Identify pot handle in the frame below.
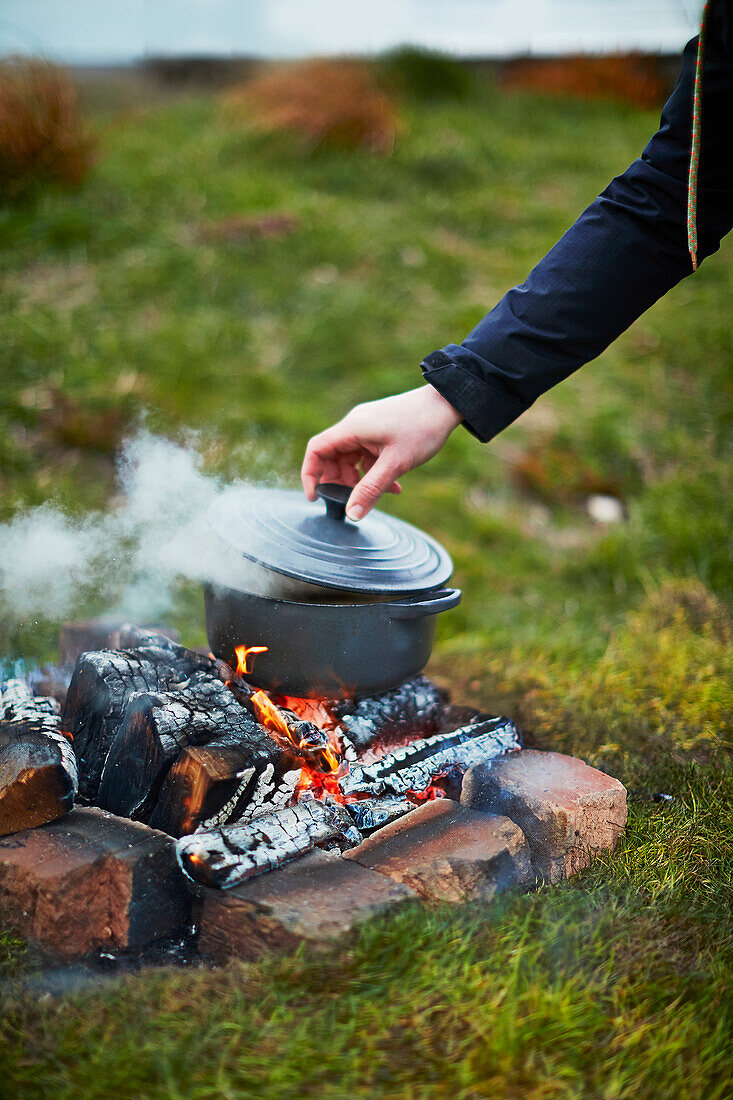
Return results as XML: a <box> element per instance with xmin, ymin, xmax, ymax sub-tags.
<box><xmin>315</xmin><ymin>483</ymin><xmax>350</xmax><ymax>521</ymax></box>
<box><xmin>385</xmin><ymin>587</ymin><xmax>461</xmax><ymax>619</ymax></box>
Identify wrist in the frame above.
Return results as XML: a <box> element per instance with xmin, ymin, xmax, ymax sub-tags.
<box><xmin>420</xmin><ymin>383</ymin><xmax>463</xmax><ymax>430</ymax></box>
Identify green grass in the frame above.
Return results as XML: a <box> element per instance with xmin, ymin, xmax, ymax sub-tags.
<box><xmin>0</xmin><ymin>76</ymin><xmax>731</xmax><ymax>1097</ymax></box>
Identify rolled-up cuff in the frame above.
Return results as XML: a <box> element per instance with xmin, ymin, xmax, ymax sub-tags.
<box><xmin>420</xmin><ymin>346</ymin><xmax>530</xmax><ymax>443</ymax></box>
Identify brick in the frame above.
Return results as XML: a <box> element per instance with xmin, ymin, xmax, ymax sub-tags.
<box><xmin>344</xmin><ymin>798</ymin><xmax>532</xmax><ymax>902</ymax></box>
<box><xmin>0</xmin><ymin>807</ymin><xmax>190</xmax><ymax>956</ymax></box>
<box><xmin>461</xmin><ymin>749</ymin><xmax>627</xmax><ymax>884</ymax></box>
<box><xmin>199</xmin><ymin>848</ymin><xmax>416</xmax><ymax>962</ymax></box>
<box><xmin>58</xmin><ymin>619</ymin><xmax>180</xmax><ymax>667</ymax></box>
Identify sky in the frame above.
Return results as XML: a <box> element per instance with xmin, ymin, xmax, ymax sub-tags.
<box><xmin>0</xmin><ymin>0</ymin><xmax>704</xmax><ymax>65</ymax></box>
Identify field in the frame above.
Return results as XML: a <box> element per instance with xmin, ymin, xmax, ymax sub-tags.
<box><xmin>1</xmin><ymin>70</ymin><xmax>732</xmax><ymax>1098</ymax></box>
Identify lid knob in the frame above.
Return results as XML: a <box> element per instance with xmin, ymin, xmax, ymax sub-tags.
<box><xmin>315</xmin><ymin>482</ymin><xmax>351</xmax><ymax>522</ymax></box>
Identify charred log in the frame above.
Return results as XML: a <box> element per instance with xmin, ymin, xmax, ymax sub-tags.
<box><xmin>61</xmin><ymin>646</ymin><xmax>220</xmax><ymax>801</ymax></box>
<box><xmin>151</xmin><ymin>732</ymin><xmax>300</xmax><ymax>837</ymax></box>
<box><xmin>332</xmin><ymin>675</ymin><xmax>445</xmax><ymax>749</ymax></box>
<box><xmin>340</xmin><ymin>718</ymin><xmax>520</xmax><ymax>801</ymax></box>
<box><xmin>107</xmin><ymin>628</ymin><xmax>340</xmax><ymax>773</ymax></box>
<box><xmin>346</xmin><ymin>796</ymin><xmax>417</xmax><ymax>834</ymax></box>
<box><xmin>0</xmin><ymin>679</ymin><xmax>78</xmax><ymax>836</ymax></box>
<box><xmin>97</xmin><ymin>674</ymin><xmax>274</xmax><ymax>823</ymax></box>
<box><xmin>1</xmin><ymin>678</ymin><xmax>60</xmax><ymax>721</ymax></box>
<box><xmin>177</xmin><ymin>799</ymin><xmax>362</xmax><ymax>889</ymax></box>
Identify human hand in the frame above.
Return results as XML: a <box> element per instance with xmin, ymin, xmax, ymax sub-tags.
<box><xmin>301</xmin><ymin>385</ymin><xmax>462</xmax><ymax>520</ymax></box>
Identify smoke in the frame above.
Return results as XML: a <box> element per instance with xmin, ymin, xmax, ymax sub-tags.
<box><xmin>0</xmin><ymin>430</ymin><xmax>248</xmax><ymax>624</ymax></box>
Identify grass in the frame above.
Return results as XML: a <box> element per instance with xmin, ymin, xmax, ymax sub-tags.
<box><xmin>0</xmin><ymin>72</ymin><xmax>731</xmax><ymax>1097</ymax></box>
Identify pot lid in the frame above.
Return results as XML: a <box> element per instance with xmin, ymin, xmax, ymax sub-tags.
<box><xmin>207</xmin><ymin>483</ymin><xmax>453</xmax><ymax>594</ymax></box>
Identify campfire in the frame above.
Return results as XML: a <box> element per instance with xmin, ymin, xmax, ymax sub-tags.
<box><xmin>0</xmin><ymin>484</ymin><xmax>627</xmax><ymax>962</ymax></box>
<box><xmin>0</xmin><ymin>617</ymin><xmax>629</xmax><ymax>963</ymax></box>
<box><xmin>33</xmin><ymin>625</ymin><xmax>515</xmax><ymax>889</ymax></box>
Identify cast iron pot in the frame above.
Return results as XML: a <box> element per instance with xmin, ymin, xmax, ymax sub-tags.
<box><xmin>204</xmin><ymin>581</ymin><xmax>461</xmax><ymax>698</ymax></box>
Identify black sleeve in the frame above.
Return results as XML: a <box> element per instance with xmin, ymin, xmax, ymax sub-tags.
<box><xmin>421</xmin><ymin>10</ymin><xmax>733</xmax><ymax>443</ymax></box>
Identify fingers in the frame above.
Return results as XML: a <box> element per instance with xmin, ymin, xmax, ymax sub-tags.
<box><xmin>346</xmin><ymin>450</ymin><xmax>403</xmax><ymax>521</ymax></box>
<box><xmin>301</xmin><ymin>429</ymin><xmax>344</xmax><ymax>500</ymax></box>
<box><xmin>302</xmin><ymin>415</ymin><xmax>376</xmax><ymax>499</ymax></box>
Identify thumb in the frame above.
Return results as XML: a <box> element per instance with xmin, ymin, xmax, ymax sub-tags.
<box><xmin>346</xmin><ymin>451</ymin><xmax>402</xmax><ymax>521</ymax></box>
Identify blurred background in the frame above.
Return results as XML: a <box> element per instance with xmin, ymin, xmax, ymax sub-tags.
<box><xmin>0</xmin><ymin>0</ymin><xmax>728</xmax><ymax>775</ymax></box>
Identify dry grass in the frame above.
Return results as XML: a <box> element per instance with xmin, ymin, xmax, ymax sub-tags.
<box><xmin>0</xmin><ymin>56</ymin><xmax>94</xmax><ymax>202</ymax></box>
<box><xmin>224</xmin><ymin>59</ymin><xmax>399</xmax><ymax>153</ymax></box>
<box><xmin>504</xmin><ymin>54</ymin><xmax>669</xmax><ymax>108</ymax></box>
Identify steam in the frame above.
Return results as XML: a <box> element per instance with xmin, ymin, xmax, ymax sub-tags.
<box><xmin>0</xmin><ymin>430</ymin><xmax>253</xmax><ymax>624</ymax></box>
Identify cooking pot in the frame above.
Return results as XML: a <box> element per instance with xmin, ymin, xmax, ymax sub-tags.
<box><xmin>205</xmin><ymin>483</ymin><xmax>461</xmax><ymax>697</ymax></box>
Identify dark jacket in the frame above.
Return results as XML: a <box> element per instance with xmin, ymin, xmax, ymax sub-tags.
<box><xmin>421</xmin><ymin>1</ymin><xmax>733</xmax><ymax>442</ymax></box>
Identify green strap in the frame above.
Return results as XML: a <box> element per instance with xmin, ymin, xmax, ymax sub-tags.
<box><xmin>687</xmin><ymin>0</ymin><xmax>711</xmax><ymax>272</ymax></box>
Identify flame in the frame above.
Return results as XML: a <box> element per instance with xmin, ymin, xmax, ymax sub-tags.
<box><xmin>295</xmin><ymin>764</ymin><xmax>347</xmax><ymax>803</ymax></box>
<box><xmin>250</xmin><ymin>689</ymin><xmax>342</xmax><ymax>775</ymax></box>
<box><xmin>234</xmin><ymin>643</ymin><xmax>269</xmax><ymax>677</ymax></box>
<box><xmin>229</xmin><ymin>643</ymin><xmax>460</xmax><ymax>811</ymax></box>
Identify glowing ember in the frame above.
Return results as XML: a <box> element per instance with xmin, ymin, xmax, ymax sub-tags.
<box><xmin>234</xmin><ymin>644</ymin><xmax>269</xmax><ymax>677</ymax></box>
<box><xmin>405</xmin><ymin>763</ymin><xmax>464</xmax><ymax>804</ymax></box>
<box><xmin>230</xmin><ymin>641</ymin><xmax>478</xmax><ymax>810</ymax></box>
<box><xmin>274</xmin><ymin>694</ymin><xmax>338</xmax><ymax>732</ymax></box>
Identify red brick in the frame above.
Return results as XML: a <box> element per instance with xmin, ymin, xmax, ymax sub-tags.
<box><xmin>0</xmin><ymin>807</ymin><xmax>190</xmax><ymax>955</ymax></box>
<box><xmin>58</xmin><ymin>619</ymin><xmax>180</xmax><ymax>666</ymax></box>
<box><xmin>344</xmin><ymin>798</ymin><xmax>532</xmax><ymax>902</ymax></box>
<box><xmin>461</xmin><ymin>750</ymin><xmax>627</xmax><ymax>883</ymax></box>
<box><xmin>199</xmin><ymin>848</ymin><xmax>416</xmax><ymax>962</ymax></box>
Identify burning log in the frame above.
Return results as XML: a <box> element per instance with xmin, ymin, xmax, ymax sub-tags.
<box><xmin>0</xmin><ymin>679</ymin><xmax>78</xmax><ymax>836</ymax></box>
<box><xmin>340</xmin><ymin>718</ymin><xmax>520</xmax><ymax>801</ymax></box>
<box><xmin>111</xmin><ymin>631</ymin><xmax>341</xmax><ymax>775</ymax></box>
<box><xmin>98</xmin><ymin>674</ymin><xmax>292</xmax><ymax>824</ymax></box>
<box><xmin>151</xmin><ymin>732</ymin><xmax>301</xmax><ymax>837</ymax></box>
<box><xmin>331</xmin><ymin>675</ymin><xmax>444</xmax><ymax>749</ymax></box>
<box><xmin>177</xmin><ymin>719</ymin><xmax>520</xmax><ymax>889</ymax></box>
<box><xmin>177</xmin><ymin>799</ymin><xmax>362</xmax><ymax>889</ymax></box>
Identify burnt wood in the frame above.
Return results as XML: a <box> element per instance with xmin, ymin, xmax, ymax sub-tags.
<box><xmin>332</xmin><ymin>675</ymin><xmax>445</xmax><ymax>749</ymax></box>
<box><xmin>97</xmin><ymin>675</ymin><xmax>239</xmax><ymax>822</ymax></box>
<box><xmin>0</xmin><ymin>679</ymin><xmax>78</xmax><ymax>836</ymax></box>
<box><xmin>62</xmin><ymin>628</ymin><xmax>337</xmax><ymax>803</ymax></box>
<box><xmin>62</xmin><ymin>644</ymin><xmax>221</xmax><ymax>801</ymax></box>
<box><xmin>340</xmin><ymin>718</ymin><xmax>521</xmax><ymax>801</ymax></box>
<box><xmin>97</xmin><ymin>673</ymin><xmax>294</xmax><ymax>833</ymax></box>
<box><xmin>150</xmin><ymin>730</ymin><xmax>300</xmax><ymax>837</ymax></box>
<box><xmin>177</xmin><ymin>800</ymin><xmax>362</xmax><ymax>889</ymax></box>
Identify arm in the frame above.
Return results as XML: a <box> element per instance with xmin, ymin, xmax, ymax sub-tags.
<box><xmin>422</xmin><ymin>25</ymin><xmax>733</xmax><ymax>442</ymax></box>
<box><xmin>303</xmin><ymin>17</ymin><xmax>733</xmax><ymax>516</ymax></box>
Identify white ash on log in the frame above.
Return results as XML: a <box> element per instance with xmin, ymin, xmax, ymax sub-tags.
<box><xmin>0</xmin><ymin>679</ymin><xmax>78</xmax><ymax>836</ymax></box>
<box><xmin>150</xmin><ymin>733</ymin><xmax>301</xmax><ymax>837</ymax></box>
<box><xmin>340</xmin><ymin>718</ymin><xmax>520</xmax><ymax>801</ymax></box>
<box><xmin>178</xmin><ymin>719</ymin><xmax>520</xmax><ymax>889</ymax></box>
<box><xmin>177</xmin><ymin>799</ymin><xmax>362</xmax><ymax>889</ymax></box>
<box><xmin>331</xmin><ymin>675</ymin><xmax>445</xmax><ymax>749</ymax></box>
<box><xmin>98</xmin><ymin>674</ymin><xmax>293</xmax><ymax>825</ymax></box>
<box><xmin>2</xmin><ymin>677</ymin><xmax>60</xmax><ymax>721</ymax></box>
<box><xmin>346</xmin><ymin>796</ymin><xmax>418</xmax><ymax>834</ymax></box>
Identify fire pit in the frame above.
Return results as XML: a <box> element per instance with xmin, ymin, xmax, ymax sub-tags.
<box><xmin>0</xmin><ymin>484</ymin><xmax>628</xmax><ymax>962</ymax></box>
<box><xmin>55</xmin><ymin>625</ymin><xmax>520</xmax><ymax>887</ymax></box>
